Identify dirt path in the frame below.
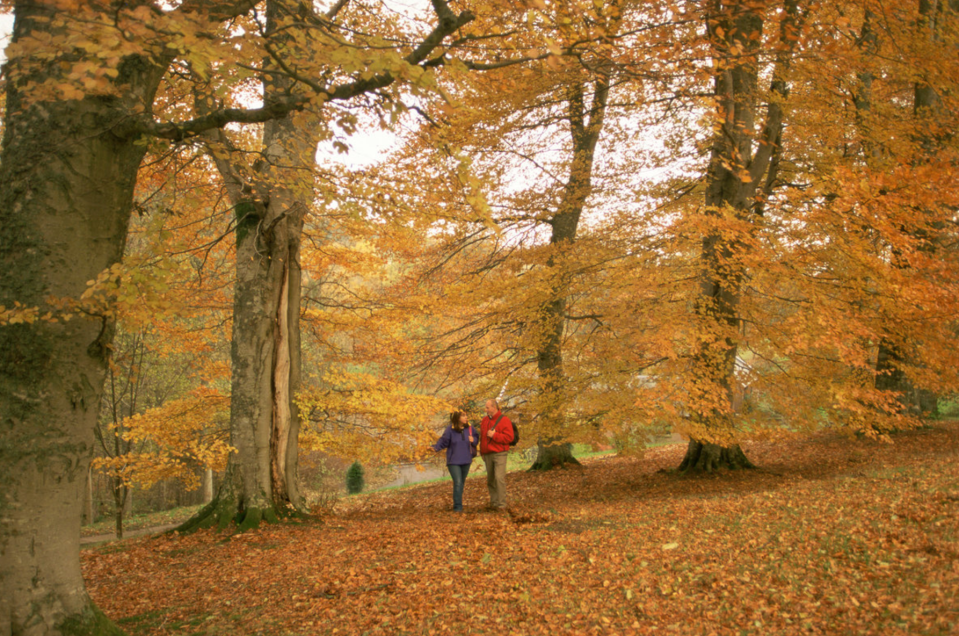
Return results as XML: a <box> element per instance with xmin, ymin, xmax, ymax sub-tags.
<box><xmin>80</xmin><ymin>522</ymin><xmax>180</xmax><ymax>547</ymax></box>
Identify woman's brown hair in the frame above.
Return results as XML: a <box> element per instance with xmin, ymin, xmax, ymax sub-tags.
<box><xmin>449</xmin><ymin>410</ymin><xmax>467</xmax><ymax>432</ymax></box>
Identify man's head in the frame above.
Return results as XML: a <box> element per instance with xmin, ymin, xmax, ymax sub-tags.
<box><xmin>485</xmin><ymin>399</ymin><xmax>499</xmax><ymax>418</ymax></box>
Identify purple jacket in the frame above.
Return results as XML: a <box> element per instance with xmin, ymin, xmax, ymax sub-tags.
<box><xmin>433</xmin><ymin>425</ymin><xmax>478</xmax><ymax>465</ymax></box>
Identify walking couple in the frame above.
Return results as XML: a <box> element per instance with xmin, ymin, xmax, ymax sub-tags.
<box><xmin>431</xmin><ymin>399</ymin><xmax>514</xmax><ymax>512</ymax></box>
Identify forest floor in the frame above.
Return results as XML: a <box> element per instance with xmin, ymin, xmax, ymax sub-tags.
<box><xmin>81</xmin><ymin>505</ymin><xmax>203</xmax><ymax>541</ymax></box>
<box><xmin>81</xmin><ymin>523</ymin><xmax>182</xmax><ymax>547</ymax></box>
<box><xmin>82</xmin><ymin>423</ymin><xmax>959</xmax><ymax>636</ymax></box>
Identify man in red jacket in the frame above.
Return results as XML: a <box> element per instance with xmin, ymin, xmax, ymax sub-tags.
<box><xmin>480</xmin><ymin>398</ymin><xmax>514</xmax><ymax>510</ymax></box>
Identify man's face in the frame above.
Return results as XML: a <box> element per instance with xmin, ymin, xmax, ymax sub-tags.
<box><xmin>485</xmin><ymin>400</ymin><xmax>497</xmax><ymax>417</ymax></box>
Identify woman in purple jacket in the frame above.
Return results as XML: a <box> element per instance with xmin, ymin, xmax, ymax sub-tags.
<box><xmin>432</xmin><ymin>410</ymin><xmax>478</xmax><ymax>512</ymax></box>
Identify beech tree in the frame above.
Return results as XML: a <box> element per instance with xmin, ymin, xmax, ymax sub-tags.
<box><xmin>2</xmin><ymin>7</ymin><xmax>956</xmax><ymax>635</ymax></box>
<box><xmin>332</xmin><ymin>0</ymin><xmax>699</xmax><ymax>464</ymax></box>
<box><xmin>672</xmin><ymin>0</ymin><xmax>803</xmax><ymax>471</ymax></box>
<box><xmin>283</xmin><ymin>0</ymin><xmax>958</xmax><ymax>478</ymax></box>
<box><xmin>0</xmin><ymin>0</ymin><xmax>471</xmax><ymax>632</ymax></box>
<box><xmin>741</xmin><ymin>0</ymin><xmax>959</xmax><ymax>439</ymax></box>
<box><xmin>865</xmin><ymin>0</ymin><xmax>950</xmax><ymax>420</ymax></box>
<box><xmin>0</xmin><ymin>5</ymin><xmax>250</xmax><ymax>632</ymax></box>
<box><xmin>515</xmin><ymin>1</ymin><xmax>622</xmax><ymax>470</ymax></box>
<box><xmin>650</xmin><ymin>0</ymin><xmax>959</xmax><ymax>464</ymax></box>
<box><xmin>176</xmin><ymin>0</ymin><xmax>483</xmax><ymax>531</ymax></box>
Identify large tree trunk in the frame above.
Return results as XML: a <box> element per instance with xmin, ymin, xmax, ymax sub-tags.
<box><xmin>179</xmin><ymin>193</ymin><xmax>309</xmax><ymax>531</ymax></box>
<box><xmin>180</xmin><ymin>0</ymin><xmax>477</xmax><ymax>530</ymax></box>
<box><xmin>0</xmin><ymin>115</ymin><xmax>143</xmax><ymax>633</ymax></box>
<box><xmin>0</xmin><ymin>0</ymin><xmax>380</xmax><ymax>626</ymax></box>
<box><xmin>0</xmin><ymin>7</ymin><xmax>161</xmax><ymax>633</ymax></box>
<box><xmin>677</xmin><ymin>440</ymin><xmax>755</xmax><ymax>473</ymax></box>
<box><xmin>0</xmin><ymin>1</ymin><xmax>277</xmax><ymax>627</ymax></box>
<box><xmin>532</xmin><ymin>78</ymin><xmax>609</xmax><ymax>471</ymax></box>
<box><xmin>678</xmin><ymin>0</ymin><xmax>798</xmax><ymax>472</ymax></box>
<box><xmin>864</xmin><ymin>0</ymin><xmax>945</xmax><ymax>424</ymax></box>
<box><xmin>530</xmin><ymin>439</ymin><xmax>581</xmax><ymax>471</ymax></box>
<box><xmin>181</xmin><ymin>0</ymin><xmax>314</xmax><ymax>532</ymax></box>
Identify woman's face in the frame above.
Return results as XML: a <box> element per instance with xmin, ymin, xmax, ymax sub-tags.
<box><xmin>459</xmin><ymin>413</ymin><xmax>468</xmax><ymax>426</ymax></box>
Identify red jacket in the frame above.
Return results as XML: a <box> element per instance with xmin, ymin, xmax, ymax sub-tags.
<box><xmin>480</xmin><ymin>411</ymin><xmax>513</xmax><ymax>454</ymax></box>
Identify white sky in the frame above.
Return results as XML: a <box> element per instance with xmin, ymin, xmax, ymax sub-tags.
<box><xmin>0</xmin><ymin>7</ymin><xmax>397</xmax><ymax>168</ymax></box>
<box><xmin>0</xmin><ymin>12</ymin><xmax>12</xmax><ymax>64</ymax></box>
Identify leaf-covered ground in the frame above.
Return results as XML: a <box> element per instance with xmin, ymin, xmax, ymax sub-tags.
<box><xmin>83</xmin><ymin>424</ymin><xmax>959</xmax><ymax>635</ymax></box>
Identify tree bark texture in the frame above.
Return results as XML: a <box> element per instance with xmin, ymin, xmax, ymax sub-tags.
<box><xmin>181</xmin><ymin>0</ymin><xmax>317</xmax><ymax>531</ymax></box>
<box><xmin>183</xmin><ymin>0</ymin><xmax>477</xmax><ymax>527</ymax></box>
<box><xmin>0</xmin><ymin>1</ymin><xmax>276</xmax><ymax>629</ymax></box>
<box><xmin>680</xmin><ymin>0</ymin><xmax>799</xmax><ymax>472</ymax></box>
<box><xmin>0</xmin><ymin>5</ymin><xmax>165</xmax><ymax>633</ymax></box>
<box><xmin>533</xmin><ymin>77</ymin><xmax>609</xmax><ymax>470</ymax></box>
<box><xmin>179</xmin><ymin>176</ymin><xmax>309</xmax><ymax>531</ymax></box>
<box><xmin>529</xmin><ymin>439</ymin><xmax>582</xmax><ymax>471</ymax></box>
<box><xmin>677</xmin><ymin>440</ymin><xmax>756</xmax><ymax>473</ymax></box>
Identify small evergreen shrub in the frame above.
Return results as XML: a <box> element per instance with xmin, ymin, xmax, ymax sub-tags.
<box><xmin>345</xmin><ymin>461</ymin><xmax>365</xmax><ymax>494</ymax></box>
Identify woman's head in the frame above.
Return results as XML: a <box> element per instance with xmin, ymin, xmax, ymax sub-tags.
<box><xmin>449</xmin><ymin>410</ymin><xmax>468</xmax><ymax>431</ymax></box>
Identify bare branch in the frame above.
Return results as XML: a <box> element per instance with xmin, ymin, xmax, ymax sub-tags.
<box><xmin>174</xmin><ymin>0</ymin><xmax>259</xmax><ymax>23</ymax></box>
<box><xmin>325</xmin><ymin>0</ymin><xmax>350</xmax><ymax>20</ymax></box>
<box><xmin>748</xmin><ymin>0</ymin><xmax>804</xmax><ymax>185</ymax></box>
<box><xmin>134</xmin><ymin>0</ymin><xmax>475</xmax><ymax>141</ymax></box>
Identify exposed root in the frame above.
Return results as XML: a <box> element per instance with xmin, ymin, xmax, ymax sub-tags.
<box><xmin>677</xmin><ymin>440</ymin><xmax>756</xmax><ymax>474</ymax></box>
<box><xmin>236</xmin><ymin>506</ymin><xmax>279</xmax><ymax>532</ymax></box>
<box><xmin>59</xmin><ymin>602</ymin><xmax>126</xmax><ymax>636</ymax></box>
<box><xmin>528</xmin><ymin>442</ymin><xmax>583</xmax><ymax>472</ymax></box>
<box><xmin>175</xmin><ymin>498</ymin><xmax>301</xmax><ymax>535</ymax></box>
<box><xmin>175</xmin><ymin>496</ymin><xmax>238</xmax><ymax>534</ymax></box>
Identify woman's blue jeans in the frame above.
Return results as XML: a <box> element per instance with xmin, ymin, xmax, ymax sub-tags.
<box><xmin>447</xmin><ymin>463</ymin><xmax>471</xmax><ymax>511</ymax></box>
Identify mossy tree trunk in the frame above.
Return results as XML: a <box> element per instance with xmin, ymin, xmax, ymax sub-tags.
<box><xmin>181</xmin><ymin>192</ymin><xmax>308</xmax><ymax>531</ymax></box>
<box><xmin>182</xmin><ymin>28</ymin><xmax>314</xmax><ymax>530</ymax></box>
<box><xmin>678</xmin><ymin>0</ymin><xmax>799</xmax><ymax>473</ymax></box>
<box><xmin>0</xmin><ymin>4</ymin><xmax>164</xmax><ymax>632</ymax></box>
<box><xmin>0</xmin><ymin>1</ymin><xmax>324</xmax><ymax>627</ymax></box>
<box><xmin>533</xmin><ymin>77</ymin><xmax>609</xmax><ymax>471</ymax></box>
<box><xmin>182</xmin><ymin>0</ymin><xmax>478</xmax><ymax>529</ymax></box>
<box><xmin>529</xmin><ymin>439</ymin><xmax>581</xmax><ymax>471</ymax></box>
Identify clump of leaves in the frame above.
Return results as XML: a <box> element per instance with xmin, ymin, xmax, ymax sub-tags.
<box><xmin>345</xmin><ymin>461</ymin><xmax>365</xmax><ymax>495</ymax></box>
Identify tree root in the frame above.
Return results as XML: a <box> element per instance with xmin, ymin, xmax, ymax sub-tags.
<box><xmin>175</xmin><ymin>497</ymin><xmax>296</xmax><ymax>535</ymax></box>
<box><xmin>59</xmin><ymin>602</ymin><xmax>126</xmax><ymax>636</ymax></box>
<box><xmin>529</xmin><ymin>443</ymin><xmax>583</xmax><ymax>472</ymax></box>
<box><xmin>175</xmin><ymin>496</ymin><xmax>236</xmax><ymax>534</ymax></box>
<box><xmin>676</xmin><ymin>439</ymin><xmax>756</xmax><ymax>474</ymax></box>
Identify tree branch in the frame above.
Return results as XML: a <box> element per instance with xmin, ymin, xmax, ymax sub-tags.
<box><xmin>133</xmin><ymin>0</ymin><xmax>475</xmax><ymax>141</ymax></box>
<box><xmin>175</xmin><ymin>0</ymin><xmax>259</xmax><ymax>23</ymax></box>
<box><xmin>748</xmin><ymin>0</ymin><xmax>803</xmax><ymax>185</ymax></box>
<box><xmin>325</xmin><ymin>0</ymin><xmax>350</xmax><ymax>20</ymax></box>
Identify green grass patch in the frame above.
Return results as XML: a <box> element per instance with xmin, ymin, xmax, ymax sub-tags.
<box><xmin>116</xmin><ymin>610</ymin><xmax>170</xmax><ymax>632</ymax></box>
<box><xmin>82</xmin><ymin>505</ymin><xmax>203</xmax><ymax>537</ymax></box>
